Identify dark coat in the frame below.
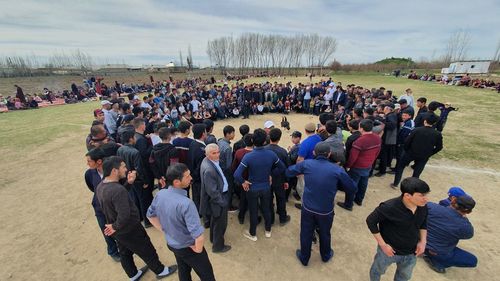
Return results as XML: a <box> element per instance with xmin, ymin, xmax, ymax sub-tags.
<box><xmin>200</xmin><ymin>158</ymin><xmax>228</xmax><ymax>218</ymax></box>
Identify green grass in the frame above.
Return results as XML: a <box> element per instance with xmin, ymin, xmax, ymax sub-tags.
<box><xmin>1</xmin><ymin>74</ymin><xmax>499</xmax><ymax>170</ymax></box>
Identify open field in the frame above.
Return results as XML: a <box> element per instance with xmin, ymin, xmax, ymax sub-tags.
<box><xmin>0</xmin><ymin>74</ymin><xmax>499</xmax><ymax>281</ymax></box>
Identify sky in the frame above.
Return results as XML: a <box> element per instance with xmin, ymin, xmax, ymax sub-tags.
<box><xmin>0</xmin><ymin>0</ymin><xmax>499</xmax><ymax>67</ymax></box>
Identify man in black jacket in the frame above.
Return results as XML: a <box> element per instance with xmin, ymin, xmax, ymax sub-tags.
<box><xmin>265</xmin><ymin>128</ymin><xmax>291</xmax><ymax>225</ymax></box>
<box><xmin>188</xmin><ymin>123</ymin><xmax>207</xmax><ymax>212</ymax></box>
<box><xmin>150</xmin><ymin>127</ymin><xmax>178</xmax><ymax>189</ymax></box>
<box><xmin>391</xmin><ymin>114</ymin><xmax>443</xmax><ymax>188</ymax></box>
<box><xmin>96</xmin><ymin>156</ymin><xmax>177</xmax><ymax>280</ymax></box>
<box><xmin>133</xmin><ymin>117</ymin><xmax>154</xmax><ymax>227</ymax></box>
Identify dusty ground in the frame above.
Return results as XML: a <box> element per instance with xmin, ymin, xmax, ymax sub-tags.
<box><xmin>0</xmin><ymin>110</ymin><xmax>499</xmax><ymax>281</ymax></box>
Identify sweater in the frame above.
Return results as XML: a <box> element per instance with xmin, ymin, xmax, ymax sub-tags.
<box><xmin>346</xmin><ymin>133</ymin><xmax>381</xmax><ymax>169</ymax></box>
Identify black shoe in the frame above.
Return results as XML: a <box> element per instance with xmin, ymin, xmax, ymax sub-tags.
<box><xmin>336</xmin><ymin>202</ymin><xmax>353</xmax><ymax>211</ymax></box>
<box><xmin>354</xmin><ymin>200</ymin><xmax>363</xmax><ymax>207</ymax></box>
<box><xmin>135</xmin><ymin>265</ymin><xmax>149</xmax><ymax>281</ymax></box>
<box><xmin>296</xmin><ymin>249</ymin><xmax>308</xmax><ymax>266</ymax></box>
<box><xmin>280</xmin><ymin>215</ymin><xmax>291</xmax><ymax>226</ymax></box>
<box><xmin>423</xmin><ymin>256</ymin><xmax>446</xmax><ymax>274</ymax></box>
<box><xmin>410</xmin><ymin>164</ymin><xmax>415</xmax><ymax>169</ymax></box>
<box><xmin>238</xmin><ymin>217</ymin><xmax>244</xmax><ymax>225</ymax></box>
<box><xmin>144</xmin><ymin>221</ymin><xmax>153</xmax><ymax>228</ymax></box>
<box><xmin>390</xmin><ymin>183</ymin><xmax>398</xmax><ymax>189</ymax></box>
<box><xmin>213</xmin><ymin>245</ymin><xmax>232</xmax><ymax>253</ymax></box>
<box><xmin>387</xmin><ymin>170</ymin><xmax>396</xmax><ymax>175</ymax></box>
<box><xmin>293</xmin><ymin>192</ymin><xmax>301</xmax><ymax>201</ymax></box>
<box><xmin>374</xmin><ymin>172</ymin><xmax>386</xmax><ymax>177</ymax></box>
<box><xmin>157</xmin><ymin>265</ymin><xmax>178</xmax><ymax>279</ymax></box>
<box><xmin>322</xmin><ymin>250</ymin><xmax>334</xmax><ymax>263</ymax></box>
<box><xmin>204</xmin><ymin>221</ymin><xmax>210</xmax><ymax>228</ymax></box>
<box><xmin>294</xmin><ymin>203</ymin><xmax>302</xmax><ymax>210</ymax></box>
<box><xmin>110</xmin><ymin>253</ymin><xmax>121</xmax><ymax>262</ymax></box>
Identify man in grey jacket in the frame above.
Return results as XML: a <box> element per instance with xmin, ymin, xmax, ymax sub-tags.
<box><xmin>200</xmin><ymin>143</ymin><xmax>232</xmax><ymax>253</ymax></box>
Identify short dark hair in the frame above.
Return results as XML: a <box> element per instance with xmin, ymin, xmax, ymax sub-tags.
<box><xmin>325</xmin><ymin>120</ymin><xmax>338</xmax><ymax>134</ymax></box>
<box><xmin>102</xmin><ymin>156</ymin><xmax>124</xmax><ymax>177</ymax></box>
<box><xmin>121</xmin><ymin>103</ymin><xmax>131</xmax><ymax>112</ymax></box>
<box><xmin>121</xmin><ymin>130</ymin><xmax>136</xmax><ymax>144</ymax></box>
<box><xmin>400</xmin><ymin>177</ymin><xmax>430</xmax><ymax>195</ymax></box>
<box><xmin>359</xmin><ymin>119</ymin><xmax>374</xmax><ymax>132</ymax></box>
<box><xmin>165</xmin><ymin>163</ymin><xmax>189</xmax><ymax>186</ymax></box>
<box><xmin>100</xmin><ymin>143</ymin><xmax>120</xmax><ymax>157</ymax></box>
<box><xmin>424</xmin><ymin>113</ymin><xmax>439</xmax><ymax>125</ymax></box>
<box><xmin>90</xmin><ymin>124</ymin><xmax>106</xmax><ymax>137</ymax></box>
<box><xmin>178</xmin><ymin>121</ymin><xmax>192</xmax><ymax>134</ymax></box>
<box><xmin>132</xmin><ymin>117</ymin><xmax>145</xmax><ymax>129</ymax></box>
<box><xmin>353</xmin><ymin>108</ymin><xmax>363</xmax><ymax>118</ymax></box>
<box><xmin>239</xmin><ymin>124</ymin><xmax>250</xmax><ymax>136</ymax></box>
<box><xmin>428</xmin><ymin>101</ymin><xmax>440</xmax><ymax>111</ymax></box>
<box><xmin>203</xmin><ymin>119</ymin><xmax>214</xmax><ymax>132</ymax></box>
<box><xmin>223</xmin><ymin>125</ymin><xmax>235</xmax><ymax>136</ymax></box>
<box><xmin>417</xmin><ymin>97</ymin><xmax>427</xmax><ymax>104</ymax></box>
<box><xmin>269</xmin><ymin>128</ymin><xmax>282</xmax><ymax>142</ymax></box>
<box><xmin>243</xmin><ymin>133</ymin><xmax>254</xmax><ymax>147</ymax></box>
<box><xmin>158</xmin><ymin>127</ymin><xmax>172</xmax><ymax>141</ymax></box>
<box><xmin>153</xmin><ymin>122</ymin><xmax>167</xmax><ymax>133</ymax></box>
<box><xmin>364</xmin><ymin>107</ymin><xmax>374</xmax><ymax>116</ymax></box>
<box><xmin>348</xmin><ymin>119</ymin><xmax>360</xmax><ymax>130</ymax></box>
<box><xmin>252</xmin><ymin>128</ymin><xmax>267</xmax><ymax>147</ymax></box>
<box><xmin>86</xmin><ymin>148</ymin><xmax>105</xmax><ymax>161</ymax></box>
<box><xmin>132</xmin><ymin>106</ymin><xmax>143</xmax><ymax>116</ymax></box>
<box><xmin>192</xmin><ymin>123</ymin><xmax>207</xmax><ymax>139</ymax></box>
<box><xmin>319</xmin><ymin>113</ymin><xmax>335</xmax><ymax>125</ymax></box>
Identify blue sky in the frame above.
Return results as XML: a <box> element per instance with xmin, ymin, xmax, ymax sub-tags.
<box><xmin>0</xmin><ymin>0</ymin><xmax>498</xmax><ymax>66</ymax></box>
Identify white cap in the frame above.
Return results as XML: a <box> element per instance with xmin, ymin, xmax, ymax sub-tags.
<box><xmin>133</xmin><ymin>95</ymin><xmax>140</xmax><ymax>100</ymax></box>
<box><xmin>329</xmin><ymin>82</ymin><xmax>335</xmax><ymax>87</ymax></box>
<box><xmin>264</xmin><ymin>120</ymin><xmax>275</xmax><ymax>129</ymax></box>
<box><xmin>101</xmin><ymin>100</ymin><xmax>112</xmax><ymax>105</ymax></box>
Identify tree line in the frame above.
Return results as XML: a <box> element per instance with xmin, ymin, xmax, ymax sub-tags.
<box><xmin>206</xmin><ymin>33</ymin><xmax>338</xmax><ymax>75</ymax></box>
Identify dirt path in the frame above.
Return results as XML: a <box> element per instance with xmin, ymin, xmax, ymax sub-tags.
<box><xmin>0</xmin><ymin>113</ymin><xmax>498</xmax><ymax>281</ymax></box>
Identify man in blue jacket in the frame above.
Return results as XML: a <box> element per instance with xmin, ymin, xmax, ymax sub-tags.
<box><xmin>286</xmin><ymin>142</ymin><xmax>356</xmax><ymax>266</ymax></box>
<box><xmin>234</xmin><ymin>128</ymin><xmax>286</xmax><ymax>242</ymax></box>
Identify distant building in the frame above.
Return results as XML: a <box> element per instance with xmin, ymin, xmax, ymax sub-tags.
<box><xmin>441</xmin><ymin>60</ymin><xmax>491</xmax><ymax>74</ymax></box>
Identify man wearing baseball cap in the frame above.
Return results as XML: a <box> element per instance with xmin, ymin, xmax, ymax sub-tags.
<box><xmin>439</xmin><ymin>187</ymin><xmax>466</xmax><ymax>207</ymax></box>
<box><xmin>424</xmin><ymin>195</ymin><xmax>477</xmax><ymax>273</ymax></box>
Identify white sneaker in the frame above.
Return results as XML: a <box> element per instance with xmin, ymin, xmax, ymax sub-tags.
<box><xmin>243</xmin><ymin>230</ymin><xmax>258</xmax><ymax>242</ymax></box>
<box><xmin>265</xmin><ymin>230</ymin><xmax>272</xmax><ymax>238</ymax></box>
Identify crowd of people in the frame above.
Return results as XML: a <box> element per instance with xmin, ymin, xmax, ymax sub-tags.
<box><xmin>405</xmin><ymin>70</ymin><xmax>500</xmax><ymax>92</ymax></box>
<box><xmin>81</xmin><ymin>77</ymin><xmax>478</xmax><ymax>281</ymax></box>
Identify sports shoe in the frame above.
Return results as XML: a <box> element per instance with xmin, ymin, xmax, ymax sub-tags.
<box><xmin>243</xmin><ymin>230</ymin><xmax>258</xmax><ymax>242</ymax></box>
<box><xmin>265</xmin><ymin>230</ymin><xmax>272</xmax><ymax>238</ymax></box>
<box><xmin>423</xmin><ymin>256</ymin><xmax>446</xmax><ymax>274</ymax></box>
<box><xmin>157</xmin><ymin>265</ymin><xmax>178</xmax><ymax>279</ymax></box>
<box><xmin>279</xmin><ymin>215</ymin><xmax>291</xmax><ymax>226</ymax></box>
<box><xmin>336</xmin><ymin>202</ymin><xmax>353</xmax><ymax>211</ymax></box>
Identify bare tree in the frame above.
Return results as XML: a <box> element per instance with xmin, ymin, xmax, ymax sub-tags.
<box><xmin>179</xmin><ymin>50</ymin><xmax>184</xmax><ymax>67</ymax></box>
<box><xmin>443</xmin><ymin>29</ymin><xmax>471</xmax><ymax>64</ymax></box>
<box><xmin>316</xmin><ymin>36</ymin><xmax>338</xmax><ymax>75</ymax></box>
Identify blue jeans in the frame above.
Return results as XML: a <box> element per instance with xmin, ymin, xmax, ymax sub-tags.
<box><xmin>425</xmin><ymin>248</ymin><xmax>477</xmax><ymax>269</ymax></box>
<box><xmin>298</xmin><ymin>208</ymin><xmax>334</xmax><ymax>265</ymax></box>
<box><xmin>303</xmin><ymin>99</ymin><xmax>311</xmax><ymax>114</ymax></box>
<box><xmin>370</xmin><ymin>246</ymin><xmax>416</xmax><ymax>281</ymax></box>
<box><xmin>344</xmin><ymin>168</ymin><xmax>371</xmax><ymax>208</ymax></box>
<box><xmin>95</xmin><ymin>210</ymin><xmax>119</xmax><ymax>256</ymax></box>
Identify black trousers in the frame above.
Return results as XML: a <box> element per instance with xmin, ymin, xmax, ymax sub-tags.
<box><xmin>168</xmin><ymin>246</ymin><xmax>216</xmax><ymax>281</ymax></box>
<box><xmin>247</xmin><ymin>189</ymin><xmax>272</xmax><ymax>236</ymax></box>
<box><xmin>238</xmin><ymin>184</ymin><xmax>248</xmax><ymax>221</ymax></box>
<box><xmin>222</xmin><ymin>169</ymin><xmax>236</xmax><ymax>204</ymax></box>
<box><xmin>114</xmin><ymin>225</ymin><xmax>164</xmax><ymax>278</ymax></box>
<box><xmin>378</xmin><ymin>144</ymin><xmax>396</xmax><ymax>173</ymax></box>
<box><xmin>270</xmin><ymin>182</ymin><xmax>287</xmax><ymax>224</ymax></box>
<box><xmin>210</xmin><ymin>205</ymin><xmax>228</xmax><ymax>251</ymax></box>
<box><xmin>393</xmin><ymin>152</ymin><xmax>429</xmax><ymax>186</ymax></box>
<box><xmin>192</xmin><ymin>181</ymin><xmax>201</xmax><ymax>213</ymax></box>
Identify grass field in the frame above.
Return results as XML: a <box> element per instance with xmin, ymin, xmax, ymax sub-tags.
<box><xmin>2</xmin><ymin>74</ymin><xmax>499</xmax><ymax>170</ymax></box>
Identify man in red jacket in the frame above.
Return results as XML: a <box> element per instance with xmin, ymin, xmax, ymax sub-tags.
<box><xmin>338</xmin><ymin>119</ymin><xmax>381</xmax><ymax>211</ymax></box>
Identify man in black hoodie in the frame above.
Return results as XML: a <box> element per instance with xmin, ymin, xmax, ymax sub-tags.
<box><xmin>188</xmin><ymin>124</ymin><xmax>208</xmax><ymax>212</ymax></box>
<box><xmin>150</xmin><ymin>127</ymin><xmax>178</xmax><ymax>189</ymax></box>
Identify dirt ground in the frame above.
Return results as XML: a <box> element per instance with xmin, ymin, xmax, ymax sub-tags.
<box><xmin>0</xmin><ymin>112</ymin><xmax>499</xmax><ymax>281</ymax></box>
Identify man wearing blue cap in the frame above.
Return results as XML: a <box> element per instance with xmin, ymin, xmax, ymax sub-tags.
<box><xmin>439</xmin><ymin>187</ymin><xmax>466</xmax><ymax>207</ymax></box>
<box><xmin>424</xmin><ymin>195</ymin><xmax>477</xmax><ymax>273</ymax></box>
